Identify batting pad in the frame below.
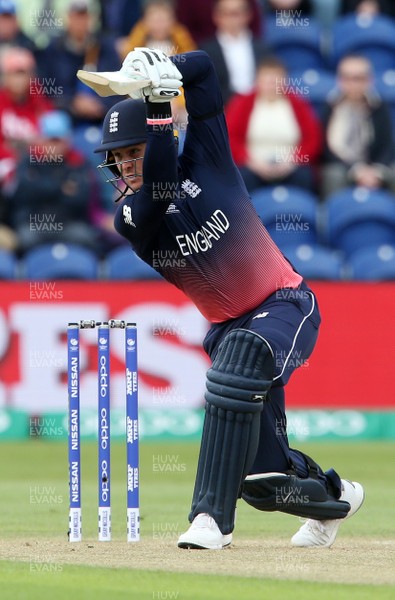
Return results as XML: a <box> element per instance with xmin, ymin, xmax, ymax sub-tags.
<box><xmin>242</xmin><ymin>473</ymin><xmax>351</xmax><ymax>520</ymax></box>
<box><xmin>189</xmin><ymin>329</ymin><xmax>274</xmax><ymax>535</ymax></box>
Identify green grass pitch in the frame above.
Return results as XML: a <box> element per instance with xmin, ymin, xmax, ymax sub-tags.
<box><xmin>0</xmin><ymin>440</ymin><xmax>394</xmax><ymax>599</ymax></box>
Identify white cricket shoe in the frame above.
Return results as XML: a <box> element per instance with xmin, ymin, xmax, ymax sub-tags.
<box><xmin>177</xmin><ymin>513</ymin><xmax>232</xmax><ymax>550</ymax></box>
<box><xmin>291</xmin><ymin>480</ymin><xmax>365</xmax><ymax>548</ymax></box>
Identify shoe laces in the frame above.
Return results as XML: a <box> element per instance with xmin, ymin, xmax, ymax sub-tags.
<box><xmin>193</xmin><ymin>513</ymin><xmax>215</xmax><ymax>529</ymax></box>
<box><xmin>300</xmin><ymin>518</ymin><xmax>327</xmax><ymax>534</ymax></box>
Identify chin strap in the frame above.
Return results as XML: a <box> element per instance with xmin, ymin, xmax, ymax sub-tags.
<box><xmin>113</xmin><ymin>184</ymin><xmax>139</xmax><ymax>203</ymax></box>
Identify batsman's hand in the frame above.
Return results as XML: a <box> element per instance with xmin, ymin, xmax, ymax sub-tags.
<box><xmin>123</xmin><ymin>47</ymin><xmax>183</xmax><ymax>102</ymax></box>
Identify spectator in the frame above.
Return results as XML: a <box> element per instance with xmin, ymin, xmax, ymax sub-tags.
<box><xmin>121</xmin><ymin>0</ymin><xmax>197</xmax><ymax>131</ymax></box>
<box><xmin>176</xmin><ymin>0</ymin><xmax>262</xmax><ymax>45</ymax></box>
<box><xmin>5</xmin><ymin>110</ymin><xmax>105</xmax><ymax>254</ymax></box>
<box><xmin>0</xmin><ymin>47</ymin><xmax>52</xmax><ymax>171</ymax></box>
<box><xmin>264</xmin><ymin>0</ymin><xmax>340</xmax><ymax>32</ymax></box>
<box><xmin>37</xmin><ymin>0</ymin><xmax>120</xmax><ymax>126</ymax></box>
<box><xmin>200</xmin><ymin>0</ymin><xmax>267</xmax><ymax>104</ymax></box>
<box><xmin>16</xmin><ymin>0</ymin><xmax>101</xmax><ymax>50</ymax></box>
<box><xmin>320</xmin><ymin>54</ymin><xmax>395</xmax><ymax>198</ymax></box>
<box><xmin>311</xmin><ymin>1</ymin><xmax>341</xmax><ymax>29</ymax></box>
<box><xmin>340</xmin><ymin>0</ymin><xmax>395</xmax><ymax>18</ymax></box>
<box><xmin>0</xmin><ymin>132</ymin><xmax>18</xmax><ymax>251</ymax></box>
<box><xmin>99</xmin><ymin>0</ymin><xmax>142</xmax><ymax>39</ymax></box>
<box><xmin>226</xmin><ymin>55</ymin><xmax>322</xmax><ymax>193</ymax></box>
<box><xmin>0</xmin><ymin>0</ymin><xmax>37</xmax><ymax>53</ymax></box>
<box><xmin>263</xmin><ymin>0</ymin><xmax>313</xmax><ymax>15</ymax></box>
<box><xmin>0</xmin><ymin>217</ymin><xmax>16</xmax><ymax>251</ymax></box>
<box><xmin>121</xmin><ymin>0</ymin><xmax>196</xmax><ymax>59</ymax></box>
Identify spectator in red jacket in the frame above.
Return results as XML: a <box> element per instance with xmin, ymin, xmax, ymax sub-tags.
<box><xmin>0</xmin><ymin>46</ymin><xmax>52</xmax><ymax>171</ymax></box>
<box><xmin>226</xmin><ymin>55</ymin><xmax>322</xmax><ymax>193</ymax></box>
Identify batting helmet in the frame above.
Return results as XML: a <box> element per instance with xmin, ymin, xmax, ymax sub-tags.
<box><xmin>95</xmin><ymin>99</ymin><xmax>147</xmax><ymax>201</ymax></box>
<box><xmin>94</xmin><ymin>98</ymin><xmax>147</xmax><ymax>153</ymax></box>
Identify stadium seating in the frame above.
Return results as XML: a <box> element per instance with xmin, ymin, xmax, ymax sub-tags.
<box><xmin>72</xmin><ymin>124</ymin><xmax>103</xmax><ymax>162</ymax></box>
<box><xmin>282</xmin><ymin>244</ymin><xmax>344</xmax><ymax>280</ymax></box>
<box><xmin>105</xmin><ymin>245</ymin><xmax>163</xmax><ymax>280</ymax></box>
<box><xmin>250</xmin><ymin>186</ymin><xmax>319</xmax><ymax>249</ymax></box>
<box><xmin>324</xmin><ymin>187</ymin><xmax>395</xmax><ymax>257</ymax></box>
<box><xmin>330</xmin><ymin>14</ymin><xmax>395</xmax><ymax>72</ymax></box>
<box><xmin>347</xmin><ymin>244</ymin><xmax>395</xmax><ymax>281</ymax></box>
<box><xmin>290</xmin><ymin>69</ymin><xmax>336</xmax><ymax>118</ymax></box>
<box><xmin>0</xmin><ymin>249</ymin><xmax>18</xmax><ymax>279</ymax></box>
<box><xmin>264</xmin><ymin>15</ymin><xmax>326</xmax><ymax>72</ymax></box>
<box><xmin>23</xmin><ymin>243</ymin><xmax>99</xmax><ymax>280</ymax></box>
<box><xmin>374</xmin><ymin>70</ymin><xmax>395</xmax><ymax>133</ymax></box>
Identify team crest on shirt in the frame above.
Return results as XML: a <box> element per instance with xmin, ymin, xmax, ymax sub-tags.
<box><xmin>181</xmin><ymin>179</ymin><xmax>201</xmax><ymax>198</ymax></box>
<box><xmin>109</xmin><ymin>111</ymin><xmax>119</xmax><ymax>133</ymax></box>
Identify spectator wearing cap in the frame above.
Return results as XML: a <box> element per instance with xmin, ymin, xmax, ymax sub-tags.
<box><xmin>5</xmin><ymin>109</ymin><xmax>111</xmax><ymax>254</ymax></box>
<box><xmin>36</xmin><ymin>0</ymin><xmax>120</xmax><ymax>126</ymax></box>
<box><xmin>0</xmin><ymin>0</ymin><xmax>37</xmax><ymax>53</ymax></box>
<box><xmin>0</xmin><ymin>46</ymin><xmax>53</xmax><ymax>174</ymax></box>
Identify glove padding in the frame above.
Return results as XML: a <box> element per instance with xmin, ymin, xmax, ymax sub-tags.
<box><xmin>122</xmin><ymin>47</ymin><xmax>183</xmax><ymax>102</ymax></box>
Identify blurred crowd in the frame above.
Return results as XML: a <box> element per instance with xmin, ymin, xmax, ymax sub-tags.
<box><xmin>1</xmin><ymin>0</ymin><xmax>395</xmax><ymax>263</ymax></box>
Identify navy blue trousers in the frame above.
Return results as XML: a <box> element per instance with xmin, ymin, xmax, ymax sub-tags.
<box><xmin>203</xmin><ymin>281</ymin><xmax>330</xmax><ymax>487</ymax></box>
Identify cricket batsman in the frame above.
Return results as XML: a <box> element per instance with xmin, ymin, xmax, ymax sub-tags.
<box><xmin>78</xmin><ymin>48</ymin><xmax>364</xmax><ymax>549</ymax></box>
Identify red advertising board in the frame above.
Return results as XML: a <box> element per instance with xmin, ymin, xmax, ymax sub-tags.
<box><xmin>0</xmin><ymin>281</ymin><xmax>394</xmax><ymax>411</ymax></box>
<box><xmin>287</xmin><ymin>281</ymin><xmax>395</xmax><ymax>408</ymax></box>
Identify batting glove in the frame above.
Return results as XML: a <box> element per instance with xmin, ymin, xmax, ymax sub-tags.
<box><xmin>122</xmin><ymin>47</ymin><xmax>183</xmax><ymax>102</ymax></box>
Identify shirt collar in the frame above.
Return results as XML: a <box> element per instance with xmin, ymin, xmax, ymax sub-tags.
<box><xmin>217</xmin><ymin>30</ymin><xmax>252</xmax><ymax>45</ymax></box>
